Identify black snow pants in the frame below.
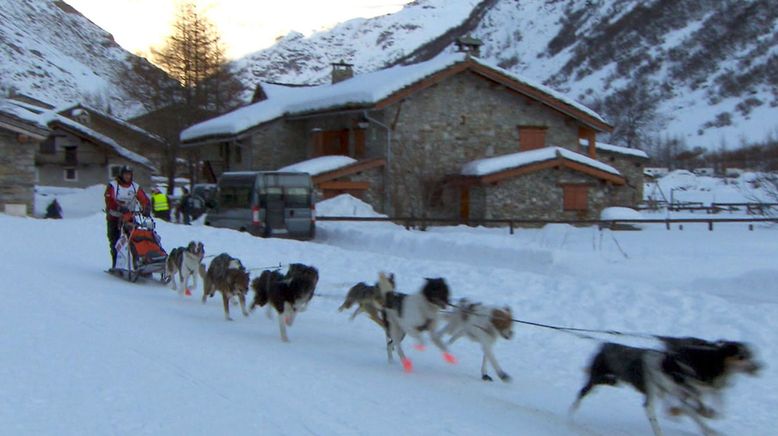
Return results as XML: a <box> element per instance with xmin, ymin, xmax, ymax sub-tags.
<box><xmin>107</xmin><ymin>219</ymin><xmax>120</xmax><ymax>268</ymax></box>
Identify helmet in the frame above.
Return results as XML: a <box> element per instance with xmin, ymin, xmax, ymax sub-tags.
<box><xmin>119</xmin><ymin>165</ymin><xmax>133</xmax><ymax>175</ymax></box>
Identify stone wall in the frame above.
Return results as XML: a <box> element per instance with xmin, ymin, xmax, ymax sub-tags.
<box><xmin>477</xmin><ymin>168</ymin><xmax>611</xmax><ymax>221</ymax></box>
<box><xmin>385</xmin><ymin>71</ymin><xmax>585</xmax><ymax>218</ymax></box>
<box><xmin>0</xmin><ymin>130</ymin><xmax>36</xmax><ymax>214</ymax></box>
<box><xmin>249</xmin><ymin>120</ymin><xmax>309</xmax><ymax>170</ymax></box>
<box><xmin>596</xmin><ymin>152</ymin><xmax>646</xmax><ymax>206</ymax></box>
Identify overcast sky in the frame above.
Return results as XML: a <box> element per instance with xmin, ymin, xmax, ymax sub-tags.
<box><xmin>67</xmin><ymin>0</ymin><xmax>410</xmax><ymax>59</ymax></box>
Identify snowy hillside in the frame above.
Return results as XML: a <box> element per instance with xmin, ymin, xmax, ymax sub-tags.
<box><xmin>1</xmin><ymin>192</ymin><xmax>777</xmax><ymax>434</ymax></box>
<box><xmin>234</xmin><ymin>0</ymin><xmax>778</xmax><ymax>148</ymax></box>
<box><xmin>0</xmin><ymin>0</ymin><xmax>160</xmax><ymax>116</ymax></box>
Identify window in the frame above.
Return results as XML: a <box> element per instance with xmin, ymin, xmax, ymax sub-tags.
<box><xmin>235</xmin><ymin>145</ymin><xmax>242</xmax><ymax>164</ymax></box>
<box><xmin>64</xmin><ymin>146</ymin><xmax>78</xmax><ymax>166</ymax></box>
<box><xmin>64</xmin><ymin>168</ymin><xmax>78</xmax><ymax>182</ymax></box>
<box><xmin>218</xmin><ymin>186</ymin><xmax>252</xmax><ymax>208</ymax></box>
<box><xmin>562</xmin><ymin>185</ymin><xmax>588</xmax><ymax>211</ymax></box>
<box><xmin>284</xmin><ymin>187</ymin><xmax>311</xmax><ymax>208</ymax></box>
<box><xmin>109</xmin><ymin>165</ymin><xmax>122</xmax><ymax>179</ymax></box>
<box><xmin>518</xmin><ymin>127</ymin><xmax>546</xmax><ymax>151</ymax></box>
<box><xmin>40</xmin><ymin>137</ymin><xmax>55</xmax><ymax>154</ymax></box>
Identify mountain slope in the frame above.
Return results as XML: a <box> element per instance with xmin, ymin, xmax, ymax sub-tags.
<box><xmin>0</xmin><ymin>0</ymin><xmax>158</xmax><ymax>116</ymax></box>
<box><xmin>234</xmin><ymin>0</ymin><xmax>778</xmax><ymax>148</ymax></box>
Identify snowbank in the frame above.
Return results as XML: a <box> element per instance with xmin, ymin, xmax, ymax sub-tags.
<box><xmin>600</xmin><ymin>207</ymin><xmax>643</xmax><ymax>220</ymax></box>
<box><xmin>34</xmin><ymin>184</ymin><xmax>105</xmax><ymax>218</ymax></box>
<box><xmin>316</xmin><ymin>194</ymin><xmax>385</xmax><ymax>217</ymax></box>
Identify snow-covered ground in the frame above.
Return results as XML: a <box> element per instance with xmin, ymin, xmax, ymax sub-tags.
<box><xmin>645</xmin><ymin>170</ymin><xmax>774</xmax><ymax>207</ymax></box>
<box><xmin>2</xmin><ymin>189</ymin><xmax>777</xmax><ymax>435</ymax></box>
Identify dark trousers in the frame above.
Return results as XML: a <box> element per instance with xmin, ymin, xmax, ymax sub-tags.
<box><xmin>107</xmin><ymin>219</ymin><xmax>120</xmax><ymax>268</ymax></box>
<box><xmin>154</xmin><ymin>210</ymin><xmax>171</xmax><ymax>222</ymax></box>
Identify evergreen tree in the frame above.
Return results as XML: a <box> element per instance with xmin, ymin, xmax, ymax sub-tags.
<box><xmin>122</xmin><ymin>2</ymin><xmax>244</xmax><ymax>192</ymax></box>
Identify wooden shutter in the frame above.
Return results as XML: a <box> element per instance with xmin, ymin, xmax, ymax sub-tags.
<box><xmin>460</xmin><ymin>187</ymin><xmax>470</xmax><ymax>221</ymax></box>
<box><xmin>519</xmin><ymin>127</ymin><xmax>546</xmax><ymax>151</ymax></box>
<box><xmin>562</xmin><ymin>185</ymin><xmax>588</xmax><ymax>211</ymax></box>
<box><xmin>322</xmin><ymin>130</ymin><xmax>349</xmax><ymax>155</ymax></box>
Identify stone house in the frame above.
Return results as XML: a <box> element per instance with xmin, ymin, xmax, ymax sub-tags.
<box><xmin>181</xmin><ymin>52</ymin><xmax>648</xmax><ymax>221</ymax></box>
<box><xmin>57</xmin><ymin>103</ymin><xmax>168</xmax><ymax>173</ymax></box>
<box><xmin>8</xmin><ymin>100</ymin><xmax>156</xmax><ymax>189</ymax></box>
<box><xmin>0</xmin><ymin>99</ymin><xmax>50</xmax><ymax>215</ymax></box>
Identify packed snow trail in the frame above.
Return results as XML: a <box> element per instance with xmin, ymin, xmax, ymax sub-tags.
<box><xmin>0</xmin><ymin>213</ymin><xmax>775</xmax><ymax>435</ymax></box>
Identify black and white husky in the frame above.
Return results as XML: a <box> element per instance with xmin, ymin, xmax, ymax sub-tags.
<box><xmin>439</xmin><ymin>298</ymin><xmax>514</xmax><ymax>382</ymax></box>
<box><xmin>382</xmin><ymin>278</ymin><xmax>455</xmax><ymax>372</ymax></box>
<box><xmin>250</xmin><ymin>263</ymin><xmax>319</xmax><ymax>342</ymax></box>
<box><xmin>571</xmin><ymin>337</ymin><xmax>761</xmax><ymax>436</ymax></box>
<box><xmin>166</xmin><ymin>241</ymin><xmax>205</xmax><ymax>295</ymax></box>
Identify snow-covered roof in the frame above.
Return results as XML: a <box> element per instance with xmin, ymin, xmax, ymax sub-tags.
<box><xmin>56</xmin><ymin>102</ymin><xmax>167</xmax><ymax>146</ymax></box>
<box><xmin>461</xmin><ymin>146</ymin><xmax>622</xmax><ymax>177</ymax></box>
<box><xmin>0</xmin><ymin>98</ymin><xmax>49</xmax><ymax>132</ymax></box>
<box><xmin>278</xmin><ymin>155</ymin><xmax>358</xmax><ymax>176</ymax></box>
<box><xmin>8</xmin><ymin>100</ymin><xmax>157</xmax><ymax>172</ymax></box>
<box><xmin>181</xmin><ymin>53</ymin><xmax>607</xmax><ymax>144</ymax></box>
<box><xmin>579</xmin><ymin>139</ymin><xmax>649</xmax><ymax>159</ymax></box>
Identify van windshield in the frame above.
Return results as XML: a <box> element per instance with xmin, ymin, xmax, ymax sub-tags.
<box><xmin>285</xmin><ymin>187</ymin><xmax>310</xmax><ymax>208</ymax></box>
<box><xmin>219</xmin><ymin>186</ymin><xmax>252</xmax><ymax>208</ymax></box>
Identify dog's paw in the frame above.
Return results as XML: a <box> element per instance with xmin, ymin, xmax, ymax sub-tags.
<box><xmin>482</xmin><ymin>374</ymin><xmax>494</xmax><ymax>382</ymax></box>
<box><xmin>498</xmin><ymin>372</ymin><xmax>511</xmax><ymax>383</ymax></box>
<box><xmin>401</xmin><ymin>358</ymin><xmax>413</xmax><ymax>373</ymax></box>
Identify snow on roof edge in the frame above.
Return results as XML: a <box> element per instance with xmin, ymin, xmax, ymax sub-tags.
<box><xmin>461</xmin><ymin>146</ymin><xmax>621</xmax><ymax>178</ymax></box>
<box><xmin>579</xmin><ymin>139</ymin><xmax>649</xmax><ymax>159</ymax></box>
<box><xmin>278</xmin><ymin>156</ymin><xmax>358</xmax><ymax>176</ymax></box>
<box><xmin>182</xmin><ymin>53</ymin><xmax>606</xmax><ymax>143</ymax></box>
<box><xmin>56</xmin><ymin>102</ymin><xmax>168</xmax><ymax>146</ymax></box>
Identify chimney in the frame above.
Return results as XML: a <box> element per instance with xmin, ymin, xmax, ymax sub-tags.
<box><xmin>455</xmin><ymin>35</ymin><xmax>483</xmax><ymax>57</ymax></box>
<box><xmin>331</xmin><ymin>60</ymin><xmax>354</xmax><ymax>84</ymax></box>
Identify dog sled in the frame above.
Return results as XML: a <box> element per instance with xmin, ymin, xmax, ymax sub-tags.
<box><xmin>108</xmin><ymin>211</ymin><xmax>170</xmax><ymax>283</ymax></box>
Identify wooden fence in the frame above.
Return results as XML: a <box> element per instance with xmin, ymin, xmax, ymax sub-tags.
<box><xmin>638</xmin><ymin>202</ymin><xmax>778</xmax><ymax>214</ymax></box>
<box><xmin>316</xmin><ymin>216</ymin><xmax>778</xmax><ymax>234</ymax></box>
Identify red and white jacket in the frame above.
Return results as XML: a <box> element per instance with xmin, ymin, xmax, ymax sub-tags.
<box><xmin>105</xmin><ymin>179</ymin><xmax>150</xmax><ymax>220</ymax></box>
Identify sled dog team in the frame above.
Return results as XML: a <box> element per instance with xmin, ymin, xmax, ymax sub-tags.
<box><xmin>165</xmin><ymin>240</ymin><xmax>760</xmax><ymax>436</ymax></box>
